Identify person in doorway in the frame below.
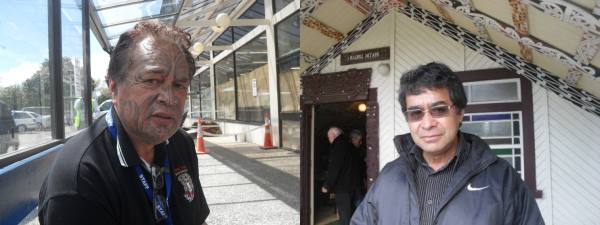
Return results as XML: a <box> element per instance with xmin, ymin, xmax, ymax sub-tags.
<box><xmin>348</xmin><ymin>129</ymin><xmax>367</xmax><ymax>206</ymax></box>
<box><xmin>322</xmin><ymin>127</ymin><xmax>363</xmax><ymax>225</ymax></box>
<box><xmin>351</xmin><ymin>62</ymin><xmax>544</xmax><ymax>225</ymax></box>
<box><xmin>38</xmin><ymin>21</ymin><xmax>209</xmax><ymax>225</ymax></box>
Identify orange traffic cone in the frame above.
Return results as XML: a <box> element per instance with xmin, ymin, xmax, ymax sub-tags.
<box><xmin>195</xmin><ymin>118</ymin><xmax>208</xmax><ymax>154</ymax></box>
<box><xmin>261</xmin><ymin>112</ymin><xmax>275</xmax><ymax>149</ymax></box>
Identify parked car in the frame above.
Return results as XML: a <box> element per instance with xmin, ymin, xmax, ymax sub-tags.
<box><xmin>93</xmin><ymin>99</ymin><xmax>112</xmax><ymax>121</ymax></box>
<box><xmin>12</xmin><ymin>110</ymin><xmax>43</xmax><ymax>132</ymax></box>
<box><xmin>0</xmin><ymin>101</ymin><xmax>19</xmax><ymax>154</ymax></box>
<box><xmin>21</xmin><ymin>106</ymin><xmax>51</xmax><ymax>128</ymax></box>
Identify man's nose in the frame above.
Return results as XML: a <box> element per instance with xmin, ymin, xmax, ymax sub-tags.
<box><xmin>156</xmin><ymin>85</ymin><xmax>176</xmax><ymax>105</ymax></box>
<box><xmin>420</xmin><ymin>112</ymin><xmax>437</xmax><ymax>129</ymax></box>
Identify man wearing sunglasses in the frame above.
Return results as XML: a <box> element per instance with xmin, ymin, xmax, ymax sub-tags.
<box><xmin>38</xmin><ymin>21</ymin><xmax>209</xmax><ymax>225</ymax></box>
<box><xmin>351</xmin><ymin>62</ymin><xmax>544</xmax><ymax>225</ymax></box>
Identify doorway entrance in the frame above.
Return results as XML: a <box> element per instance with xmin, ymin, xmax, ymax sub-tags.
<box><xmin>300</xmin><ymin>69</ymin><xmax>379</xmax><ymax>225</ymax></box>
<box><xmin>313</xmin><ymin>102</ymin><xmax>366</xmax><ymax>225</ymax></box>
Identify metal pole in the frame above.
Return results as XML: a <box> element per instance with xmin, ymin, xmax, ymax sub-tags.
<box><xmin>82</xmin><ymin>0</ymin><xmax>93</xmax><ymax>126</ymax></box>
<box><xmin>49</xmin><ymin>0</ymin><xmax>64</xmax><ymax>139</ymax></box>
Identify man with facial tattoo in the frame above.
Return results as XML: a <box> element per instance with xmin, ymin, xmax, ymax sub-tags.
<box><xmin>38</xmin><ymin>21</ymin><xmax>209</xmax><ymax>225</ymax></box>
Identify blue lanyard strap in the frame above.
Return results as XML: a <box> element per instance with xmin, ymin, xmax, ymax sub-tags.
<box><xmin>134</xmin><ymin>162</ymin><xmax>173</xmax><ymax>225</ymax></box>
<box><xmin>106</xmin><ymin>109</ymin><xmax>173</xmax><ymax>225</ymax></box>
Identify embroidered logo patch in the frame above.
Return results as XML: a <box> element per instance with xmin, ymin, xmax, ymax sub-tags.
<box><xmin>176</xmin><ymin>169</ymin><xmax>194</xmax><ymax>202</ymax></box>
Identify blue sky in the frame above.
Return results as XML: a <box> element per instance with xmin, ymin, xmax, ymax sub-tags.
<box><xmin>0</xmin><ymin>0</ymin><xmax>109</xmax><ymax>87</ymax></box>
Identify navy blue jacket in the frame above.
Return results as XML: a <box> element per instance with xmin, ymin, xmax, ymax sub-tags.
<box><xmin>351</xmin><ymin>132</ymin><xmax>544</xmax><ymax>225</ymax></box>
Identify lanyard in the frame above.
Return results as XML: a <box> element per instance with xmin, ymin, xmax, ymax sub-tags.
<box><xmin>134</xmin><ymin>162</ymin><xmax>173</xmax><ymax>225</ymax></box>
<box><xmin>106</xmin><ymin>110</ymin><xmax>174</xmax><ymax>225</ymax></box>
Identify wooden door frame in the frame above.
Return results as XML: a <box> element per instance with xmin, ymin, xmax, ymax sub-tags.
<box><xmin>299</xmin><ymin>69</ymin><xmax>379</xmax><ymax>225</ymax></box>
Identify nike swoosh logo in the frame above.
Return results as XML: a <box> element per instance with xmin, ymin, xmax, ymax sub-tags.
<box><xmin>467</xmin><ymin>183</ymin><xmax>489</xmax><ymax>191</ymax></box>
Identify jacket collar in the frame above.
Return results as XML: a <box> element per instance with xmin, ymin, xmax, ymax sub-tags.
<box><xmin>394</xmin><ymin>132</ymin><xmax>496</xmax><ymax>171</ymax></box>
<box><xmin>407</xmin><ymin>134</ymin><xmax>466</xmax><ymax>171</ymax></box>
<box><xmin>107</xmin><ymin>107</ymin><xmax>169</xmax><ymax>168</ymax></box>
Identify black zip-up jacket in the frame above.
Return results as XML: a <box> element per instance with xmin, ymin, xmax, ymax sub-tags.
<box><xmin>38</xmin><ymin>110</ymin><xmax>209</xmax><ymax>225</ymax></box>
<box><xmin>351</xmin><ymin>132</ymin><xmax>544</xmax><ymax>225</ymax></box>
<box><xmin>324</xmin><ymin>135</ymin><xmax>362</xmax><ymax>193</ymax></box>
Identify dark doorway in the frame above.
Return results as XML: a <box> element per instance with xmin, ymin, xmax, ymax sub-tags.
<box><xmin>313</xmin><ymin>101</ymin><xmax>367</xmax><ymax>225</ymax></box>
<box><xmin>299</xmin><ymin>69</ymin><xmax>378</xmax><ymax>225</ymax></box>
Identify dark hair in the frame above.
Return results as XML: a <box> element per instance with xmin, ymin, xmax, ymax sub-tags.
<box><xmin>349</xmin><ymin>129</ymin><xmax>362</xmax><ymax>140</ymax></box>
<box><xmin>398</xmin><ymin>62</ymin><xmax>467</xmax><ymax>113</ymax></box>
<box><xmin>107</xmin><ymin>20</ymin><xmax>196</xmax><ymax>84</ymax></box>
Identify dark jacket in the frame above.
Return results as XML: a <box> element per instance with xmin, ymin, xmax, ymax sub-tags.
<box><xmin>351</xmin><ymin>132</ymin><xmax>544</xmax><ymax>225</ymax></box>
<box><xmin>38</xmin><ymin>110</ymin><xmax>209</xmax><ymax>225</ymax></box>
<box><xmin>325</xmin><ymin>135</ymin><xmax>362</xmax><ymax>193</ymax></box>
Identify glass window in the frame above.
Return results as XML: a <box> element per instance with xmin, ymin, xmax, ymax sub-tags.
<box><xmin>0</xmin><ymin>0</ymin><xmax>52</xmax><ymax>154</ymax></box>
<box><xmin>95</xmin><ymin>0</ymin><xmax>181</xmax><ymax>26</ymax></box>
<box><xmin>276</xmin><ymin>13</ymin><xmax>300</xmax><ymax>113</ymax></box>
<box><xmin>212</xmin><ymin>27</ymin><xmax>233</xmax><ymax>56</ymax></box>
<box><xmin>276</xmin><ymin>12</ymin><xmax>299</xmax><ymax>150</ymax></box>
<box><xmin>235</xmin><ymin>33</ymin><xmax>269</xmax><ymax>123</ymax></box>
<box><xmin>281</xmin><ymin>119</ymin><xmax>300</xmax><ymax>150</ymax></box>
<box><xmin>274</xmin><ymin>0</ymin><xmax>295</xmax><ymax>13</ymax></box>
<box><xmin>460</xmin><ymin>74</ymin><xmax>529</xmax><ymax>180</ymax></box>
<box><xmin>199</xmin><ymin>69</ymin><xmax>214</xmax><ymax>120</ymax></box>
<box><xmin>461</xmin><ymin>112</ymin><xmax>523</xmax><ymax>174</ymax></box>
<box><xmin>464</xmin><ymin>79</ymin><xmax>520</xmax><ymax>104</ymax></box>
<box><xmin>189</xmin><ymin>74</ymin><xmax>201</xmax><ymax>118</ymax></box>
<box><xmin>91</xmin><ymin>29</ymin><xmax>111</xmax><ymax>123</ymax></box>
<box><xmin>63</xmin><ymin>0</ymin><xmax>87</xmax><ymax>137</ymax></box>
<box><xmin>215</xmin><ymin>55</ymin><xmax>235</xmax><ymax>120</ymax></box>
<box><xmin>233</xmin><ymin>0</ymin><xmax>265</xmax><ymax>42</ymax></box>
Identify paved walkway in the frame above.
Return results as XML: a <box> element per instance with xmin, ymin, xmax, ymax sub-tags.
<box><xmin>200</xmin><ymin>137</ymin><xmax>299</xmax><ymax>225</ymax></box>
<box><xmin>18</xmin><ymin>137</ymin><xmax>300</xmax><ymax>225</ymax></box>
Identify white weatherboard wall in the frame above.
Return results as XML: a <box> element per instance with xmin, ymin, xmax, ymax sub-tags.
<box><xmin>533</xmin><ymin>83</ymin><xmax>600</xmax><ymax>225</ymax></box>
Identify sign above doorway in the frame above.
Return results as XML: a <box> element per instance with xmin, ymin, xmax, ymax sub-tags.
<box><xmin>340</xmin><ymin>47</ymin><xmax>390</xmax><ymax>65</ymax></box>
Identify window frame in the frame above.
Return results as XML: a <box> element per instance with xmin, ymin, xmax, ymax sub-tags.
<box><xmin>458</xmin><ymin>68</ymin><xmax>542</xmax><ymax>198</ymax></box>
<box><xmin>0</xmin><ymin>0</ymin><xmax>93</xmax><ymax>163</ymax></box>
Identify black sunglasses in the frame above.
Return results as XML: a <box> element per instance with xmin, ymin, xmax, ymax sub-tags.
<box><xmin>404</xmin><ymin>105</ymin><xmax>455</xmax><ymax>122</ymax></box>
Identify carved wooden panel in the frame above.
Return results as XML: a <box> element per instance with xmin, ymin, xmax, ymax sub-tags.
<box><xmin>365</xmin><ymin>88</ymin><xmax>379</xmax><ymax>189</ymax></box>
<box><xmin>299</xmin><ymin>103</ymin><xmax>312</xmax><ymax>225</ymax></box>
<box><xmin>301</xmin><ymin>69</ymin><xmax>371</xmax><ymax>104</ymax></box>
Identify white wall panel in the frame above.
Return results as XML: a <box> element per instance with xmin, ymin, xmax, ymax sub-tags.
<box><xmin>547</xmin><ymin>92</ymin><xmax>600</xmax><ymax>225</ymax></box>
<box><xmin>532</xmin><ymin>84</ymin><xmax>553</xmax><ymax>225</ymax></box>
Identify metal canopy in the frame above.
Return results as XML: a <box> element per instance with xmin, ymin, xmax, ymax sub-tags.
<box><xmin>89</xmin><ymin>0</ymin><xmax>258</xmax><ymax>52</ymax></box>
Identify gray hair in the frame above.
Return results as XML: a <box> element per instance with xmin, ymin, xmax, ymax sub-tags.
<box><xmin>328</xmin><ymin>127</ymin><xmax>343</xmax><ymax>137</ymax></box>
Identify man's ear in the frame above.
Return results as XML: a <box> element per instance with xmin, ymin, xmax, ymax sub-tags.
<box><xmin>108</xmin><ymin>78</ymin><xmax>117</xmax><ymax>97</ymax></box>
